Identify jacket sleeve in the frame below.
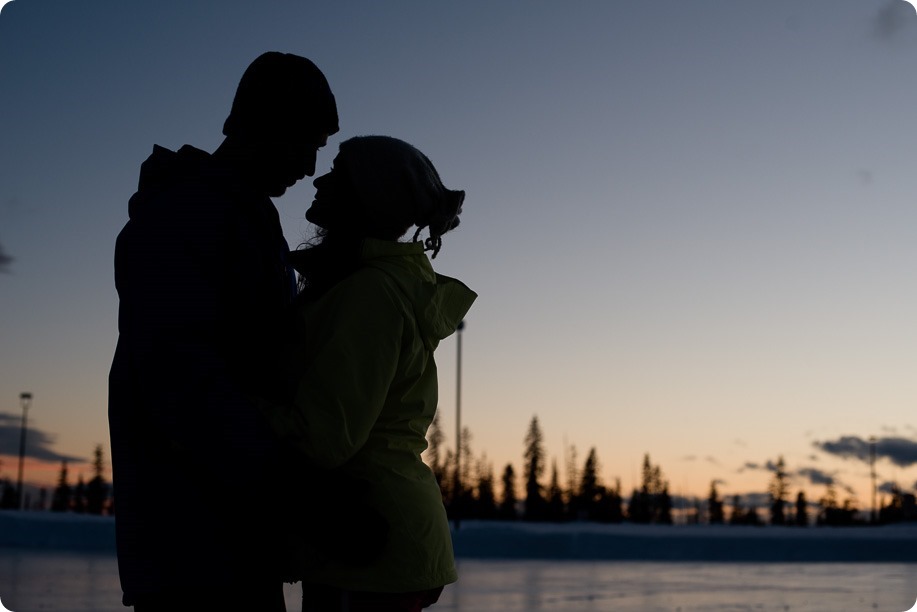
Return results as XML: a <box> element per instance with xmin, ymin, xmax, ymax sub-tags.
<box><xmin>265</xmin><ymin>271</ymin><xmax>405</xmax><ymax>469</ymax></box>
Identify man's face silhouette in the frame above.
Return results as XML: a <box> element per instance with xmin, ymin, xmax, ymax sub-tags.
<box><xmin>254</xmin><ymin>131</ymin><xmax>329</xmax><ymax>198</ymax></box>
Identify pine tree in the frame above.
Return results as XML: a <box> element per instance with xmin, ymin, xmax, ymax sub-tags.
<box><xmin>450</xmin><ymin>428</ymin><xmax>475</xmax><ymax>520</ymax></box>
<box><xmin>657</xmin><ymin>483</ymin><xmax>673</xmax><ymax>524</ymax></box>
<box><xmin>0</xmin><ymin>479</ymin><xmax>16</xmax><ymax>509</ymax></box>
<box><xmin>425</xmin><ymin>412</ymin><xmax>446</xmax><ymax>486</ymax></box>
<box><xmin>817</xmin><ymin>482</ymin><xmax>839</xmax><ymax>525</ymax></box>
<box><xmin>51</xmin><ymin>461</ymin><xmax>72</xmax><ymax>512</ymax></box>
<box><xmin>72</xmin><ymin>475</ymin><xmax>87</xmax><ymax>514</ymax></box>
<box><xmin>440</xmin><ymin>449</ymin><xmax>455</xmax><ymax>506</ymax></box>
<box><xmin>630</xmin><ymin>453</ymin><xmax>669</xmax><ymax>523</ymax></box>
<box><xmin>627</xmin><ymin>488</ymin><xmax>648</xmax><ymax>523</ymax></box>
<box><xmin>728</xmin><ymin>494</ymin><xmax>745</xmax><ymax>525</ymax></box>
<box><xmin>475</xmin><ymin>456</ymin><xmax>497</xmax><ymax>520</ymax></box>
<box><xmin>86</xmin><ymin>444</ymin><xmax>108</xmax><ymax>515</ymax></box>
<box><xmin>744</xmin><ymin>504</ymin><xmax>762</xmax><ymax>526</ymax></box>
<box><xmin>708</xmin><ymin>481</ymin><xmax>725</xmax><ymax>524</ymax></box>
<box><xmin>578</xmin><ymin>447</ymin><xmax>602</xmax><ymax>520</ymax></box>
<box><xmin>794</xmin><ymin>491</ymin><xmax>808</xmax><ymax>527</ymax></box>
<box><xmin>596</xmin><ymin>478</ymin><xmax>624</xmax><ymax>524</ymax></box>
<box><xmin>522</xmin><ymin>416</ymin><xmax>546</xmax><ymax>521</ymax></box>
<box><xmin>499</xmin><ymin>464</ymin><xmax>518</xmax><ymax>520</ymax></box>
<box><xmin>768</xmin><ymin>456</ymin><xmax>788</xmax><ymax>526</ymax></box>
<box><xmin>627</xmin><ymin>454</ymin><xmax>653</xmax><ymax>523</ymax></box>
<box><xmin>565</xmin><ymin>443</ymin><xmax>579</xmax><ymax>509</ymax></box>
<box><xmin>546</xmin><ymin>460</ymin><xmax>565</xmax><ymax>522</ymax></box>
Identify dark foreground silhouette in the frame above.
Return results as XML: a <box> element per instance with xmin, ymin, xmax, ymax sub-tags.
<box><xmin>108</xmin><ymin>52</ymin><xmax>338</xmax><ymax>611</ymax></box>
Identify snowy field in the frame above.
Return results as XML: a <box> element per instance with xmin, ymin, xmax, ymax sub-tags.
<box><xmin>2</xmin><ymin>512</ymin><xmax>917</xmax><ymax>611</ymax></box>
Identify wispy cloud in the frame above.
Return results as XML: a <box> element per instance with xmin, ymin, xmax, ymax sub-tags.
<box><xmin>815</xmin><ymin>436</ymin><xmax>871</xmax><ymax>462</ymax></box>
<box><xmin>814</xmin><ymin>435</ymin><xmax>917</xmax><ymax>468</ymax></box>
<box><xmin>739</xmin><ymin>458</ymin><xmax>846</xmax><ymax>491</ymax></box>
<box><xmin>878</xmin><ymin>481</ymin><xmax>898</xmax><ymax>495</ymax></box>
<box><xmin>797</xmin><ymin>467</ymin><xmax>835</xmax><ymax>486</ymax></box>
<box><xmin>0</xmin><ymin>413</ymin><xmax>84</xmax><ymax>464</ymax></box>
<box><xmin>739</xmin><ymin>459</ymin><xmax>782</xmax><ymax>473</ymax></box>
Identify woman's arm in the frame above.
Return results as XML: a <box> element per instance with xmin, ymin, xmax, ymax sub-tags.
<box><xmin>264</xmin><ymin>270</ymin><xmax>405</xmax><ymax>468</ymax></box>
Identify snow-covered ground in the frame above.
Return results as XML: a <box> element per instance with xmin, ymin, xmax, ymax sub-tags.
<box><xmin>1</xmin><ymin>552</ymin><xmax>915</xmax><ymax>611</ymax></box>
<box><xmin>2</xmin><ymin>512</ymin><xmax>917</xmax><ymax>611</ymax></box>
<box><xmin>451</xmin><ymin>520</ymin><xmax>917</xmax><ymax>562</ymax></box>
<box><xmin>3</xmin><ymin>511</ymin><xmax>917</xmax><ymax>562</ymax></box>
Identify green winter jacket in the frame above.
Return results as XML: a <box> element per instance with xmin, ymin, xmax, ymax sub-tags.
<box><xmin>265</xmin><ymin>238</ymin><xmax>476</xmax><ymax>593</ymax></box>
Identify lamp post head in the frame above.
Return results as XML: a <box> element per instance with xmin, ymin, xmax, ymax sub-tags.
<box><xmin>457</xmin><ymin>320</ymin><xmax>465</xmax><ymax>332</ymax></box>
<box><xmin>20</xmin><ymin>392</ymin><xmax>32</xmax><ymax>408</ymax></box>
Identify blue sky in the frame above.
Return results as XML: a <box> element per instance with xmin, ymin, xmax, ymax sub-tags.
<box><xmin>3</xmin><ymin>0</ymin><xmax>917</xmax><ymax>507</ymax></box>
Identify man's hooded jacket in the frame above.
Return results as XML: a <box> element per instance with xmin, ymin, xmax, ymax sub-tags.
<box><xmin>109</xmin><ymin>144</ymin><xmax>294</xmax><ymax>603</ymax></box>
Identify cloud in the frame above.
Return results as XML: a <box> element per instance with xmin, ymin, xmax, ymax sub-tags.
<box><xmin>0</xmin><ymin>241</ymin><xmax>11</xmax><ymax>273</ymax></box>
<box><xmin>738</xmin><ymin>458</ymin><xmax>846</xmax><ymax>490</ymax></box>
<box><xmin>814</xmin><ymin>435</ymin><xmax>917</xmax><ymax>468</ymax></box>
<box><xmin>878</xmin><ymin>481</ymin><xmax>898</xmax><ymax>495</ymax></box>
<box><xmin>797</xmin><ymin>467</ymin><xmax>835</xmax><ymax>486</ymax></box>
<box><xmin>683</xmin><ymin>455</ymin><xmax>720</xmax><ymax>466</ymax></box>
<box><xmin>878</xmin><ymin>437</ymin><xmax>917</xmax><ymax>467</ymax></box>
<box><xmin>739</xmin><ymin>459</ymin><xmax>782</xmax><ymax>473</ymax></box>
<box><xmin>0</xmin><ymin>413</ymin><xmax>85</xmax><ymax>464</ymax></box>
<box><xmin>815</xmin><ymin>436</ymin><xmax>871</xmax><ymax>462</ymax></box>
<box><xmin>875</xmin><ymin>0</ymin><xmax>915</xmax><ymax>40</ymax></box>
<box><xmin>738</xmin><ymin>461</ymin><xmax>761</xmax><ymax>472</ymax></box>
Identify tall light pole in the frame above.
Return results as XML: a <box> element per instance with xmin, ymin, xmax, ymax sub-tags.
<box><xmin>17</xmin><ymin>392</ymin><xmax>32</xmax><ymax>510</ymax></box>
<box><xmin>454</xmin><ymin>320</ymin><xmax>464</xmax><ymax>530</ymax></box>
<box><xmin>869</xmin><ymin>435</ymin><xmax>877</xmax><ymax>524</ymax></box>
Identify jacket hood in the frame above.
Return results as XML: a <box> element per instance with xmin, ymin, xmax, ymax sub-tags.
<box><xmin>128</xmin><ymin>145</ymin><xmax>217</xmax><ymax>219</ymax></box>
<box><xmin>361</xmin><ymin>239</ymin><xmax>476</xmax><ymax>350</ymax></box>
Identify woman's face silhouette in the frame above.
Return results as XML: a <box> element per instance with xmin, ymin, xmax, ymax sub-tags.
<box><xmin>307</xmin><ymin>153</ymin><xmax>351</xmax><ymax>228</ymax></box>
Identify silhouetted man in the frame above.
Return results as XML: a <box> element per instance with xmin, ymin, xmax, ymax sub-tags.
<box><xmin>109</xmin><ymin>52</ymin><xmax>338</xmax><ymax>611</ymax></box>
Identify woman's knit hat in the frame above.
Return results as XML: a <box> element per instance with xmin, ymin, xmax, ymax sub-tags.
<box><xmin>319</xmin><ymin>136</ymin><xmax>464</xmax><ymax>257</ymax></box>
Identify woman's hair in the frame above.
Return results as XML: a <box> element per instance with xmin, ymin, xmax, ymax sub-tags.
<box><xmin>293</xmin><ymin>136</ymin><xmax>464</xmax><ymax>297</ymax></box>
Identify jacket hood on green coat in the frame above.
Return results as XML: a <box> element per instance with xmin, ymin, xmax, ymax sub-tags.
<box><xmin>360</xmin><ymin>239</ymin><xmax>476</xmax><ymax>350</ymax></box>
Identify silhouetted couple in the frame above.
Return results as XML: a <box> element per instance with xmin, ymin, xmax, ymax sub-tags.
<box><xmin>109</xmin><ymin>52</ymin><xmax>475</xmax><ymax>612</ymax></box>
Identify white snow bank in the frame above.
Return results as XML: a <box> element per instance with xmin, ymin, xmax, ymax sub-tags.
<box><xmin>3</xmin><ymin>511</ymin><xmax>917</xmax><ymax>562</ymax></box>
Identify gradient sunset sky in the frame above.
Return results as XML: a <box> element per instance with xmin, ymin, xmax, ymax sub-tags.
<box><xmin>3</xmin><ymin>0</ymin><xmax>917</xmax><ymax>511</ymax></box>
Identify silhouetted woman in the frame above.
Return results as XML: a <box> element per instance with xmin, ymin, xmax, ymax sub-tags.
<box><xmin>262</xmin><ymin>136</ymin><xmax>476</xmax><ymax>612</ymax></box>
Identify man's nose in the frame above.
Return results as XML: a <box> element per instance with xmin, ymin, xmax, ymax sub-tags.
<box><xmin>303</xmin><ymin>150</ymin><xmax>318</xmax><ymax>177</ymax></box>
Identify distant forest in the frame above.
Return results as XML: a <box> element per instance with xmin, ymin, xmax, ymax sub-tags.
<box><xmin>426</xmin><ymin>415</ymin><xmax>917</xmax><ymax>528</ymax></box>
<box><xmin>3</xmin><ymin>415</ymin><xmax>916</xmax><ymax>527</ymax></box>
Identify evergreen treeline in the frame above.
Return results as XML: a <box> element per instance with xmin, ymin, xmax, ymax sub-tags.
<box><xmin>6</xmin><ymin>417</ymin><xmax>916</xmax><ymax>528</ymax></box>
<box><xmin>427</xmin><ymin>415</ymin><xmax>913</xmax><ymax>527</ymax></box>
<box><xmin>1</xmin><ymin>444</ymin><xmax>114</xmax><ymax>514</ymax></box>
